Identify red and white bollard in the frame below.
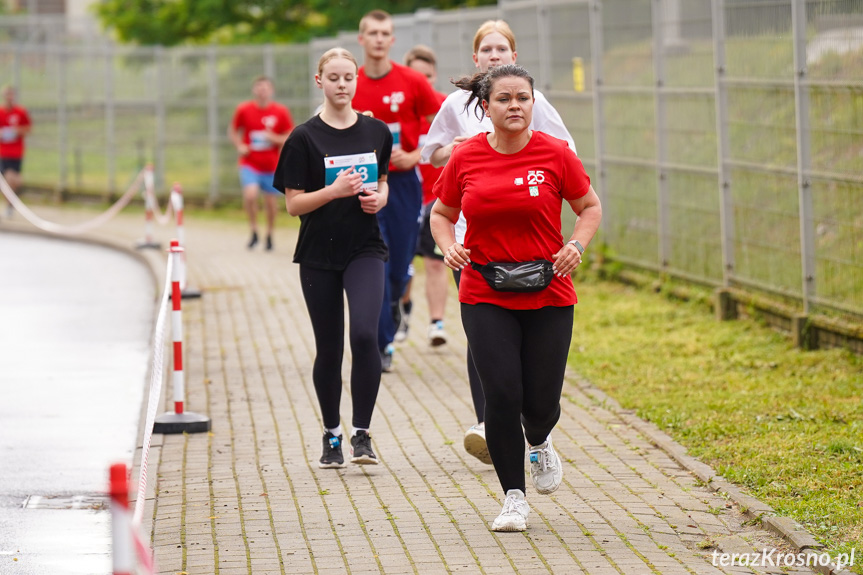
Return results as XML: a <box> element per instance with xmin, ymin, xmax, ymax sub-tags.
<box><xmin>110</xmin><ymin>463</ymin><xmax>134</xmax><ymax>575</ymax></box>
<box><xmin>153</xmin><ymin>240</ymin><xmax>210</xmax><ymax>434</ymax></box>
<box><xmin>135</xmin><ymin>165</ymin><xmax>161</xmax><ymax>250</ymax></box>
<box><xmin>170</xmin><ymin>184</ymin><xmax>201</xmax><ymax>299</ymax></box>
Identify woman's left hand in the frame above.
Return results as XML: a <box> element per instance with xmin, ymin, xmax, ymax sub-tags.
<box><xmin>359</xmin><ymin>189</ymin><xmax>386</xmax><ymax>214</ymax></box>
<box><xmin>551</xmin><ymin>243</ymin><xmax>583</xmax><ymax>277</ymax></box>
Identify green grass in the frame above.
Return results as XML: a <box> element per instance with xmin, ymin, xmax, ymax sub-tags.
<box><xmin>568</xmin><ymin>271</ymin><xmax>863</xmax><ymax>571</ymax></box>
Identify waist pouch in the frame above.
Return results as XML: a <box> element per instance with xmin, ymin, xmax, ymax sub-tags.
<box><xmin>470</xmin><ymin>260</ymin><xmax>554</xmax><ymax>293</ymax></box>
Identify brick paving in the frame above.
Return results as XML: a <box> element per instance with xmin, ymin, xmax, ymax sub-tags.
<box><xmin>3</xmin><ymin>207</ymin><xmax>818</xmax><ymax>575</ymax></box>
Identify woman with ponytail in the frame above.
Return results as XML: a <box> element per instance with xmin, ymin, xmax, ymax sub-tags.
<box><xmin>430</xmin><ymin>64</ymin><xmax>601</xmax><ymax>532</ymax></box>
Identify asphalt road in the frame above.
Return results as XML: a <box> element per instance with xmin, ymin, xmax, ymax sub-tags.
<box><xmin>0</xmin><ymin>232</ymin><xmax>154</xmax><ymax>574</ymax></box>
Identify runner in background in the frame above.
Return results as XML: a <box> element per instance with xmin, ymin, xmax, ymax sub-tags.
<box><xmin>229</xmin><ymin>76</ymin><xmax>294</xmax><ymax>251</ymax></box>
<box><xmin>274</xmin><ymin>48</ymin><xmax>393</xmax><ymax>468</ymax></box>
<box><xmin>420</xmin><ymin>20</ymin><xmax>576</xmax><ymax>465</ymax></box>
<box><xmin>0</xmin><ymin>85</ymin><xmax>31</xmax><ymax>219</ymax></box>
<box><xmin>397</xmin><ymin>45</ymin><xmax>449</xmax><ymax>347</ymax></box>
<box><xmin>353</xmin><ymin>9</ymin><xmax>440</xmax><ymax>372</ymax></box>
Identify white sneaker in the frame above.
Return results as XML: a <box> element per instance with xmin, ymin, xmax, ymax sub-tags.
<box><xmin>529</xmin><ymin>436</ymin><xmax>563</xmax><ymax>494</ymax></box>
<box><xmin>491</xmin><ymin>489</ymin><xmax>529</xmax><ymax>532</ymax></box>
<box><xmin>427</xmin><ymin>320</ymin><xmax>447</xmax><ymax>347</ymax></box>
<box><xmin>463</xmin><ymin>423</ymin><xmax>492</xmax><ymax>464</ymax></box>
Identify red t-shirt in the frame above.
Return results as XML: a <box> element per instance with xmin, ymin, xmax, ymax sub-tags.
<box><xmin>354</xmin><ymin>62</ymin><xmax>440</xmax><ymax>173</ymax></box>
<box><xmin>433</xmin><ymin>131</ymin><xmax>591</xmax><ymax>310</ymax></box>
<box><xmin>231</xmin><ymin>101</ymin><xmax>294</xmax><ymax>173</ymax></box>
<box><xmin>0</xmin><ymin>105</ymin><xmax>31</xmax><ymax>159</ymax></box>
<box><xmin>418</xmin><ymin>90</ymin><xmax>447</xmax><ymax>204</ymax></box>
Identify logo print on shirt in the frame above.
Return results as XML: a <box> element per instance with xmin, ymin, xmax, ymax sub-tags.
<box><xmin>261</xmin><ymin>115</ymin><xmax>278</xmax><ymax>129</ymax></box>
<box><xmin>529</xmin><ymin>186</ymin><xmax>539</xmax><ymax>196</ymax></box>
<box><xmin>383</xmin><ymin>92</ymin><xmax>405</xmax><ymax>113</ymax></box>
<box><xmin>514</xmin><ymin>177</ymin><xmax>524</xmax><ymax>185</ymax></box>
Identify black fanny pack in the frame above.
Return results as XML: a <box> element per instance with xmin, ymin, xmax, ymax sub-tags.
<box><xmin>470</xmin><ymin>260</ymin><xmax>554</xmax><ymax>293</ymax></box>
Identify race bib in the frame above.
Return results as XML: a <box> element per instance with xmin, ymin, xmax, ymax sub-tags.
<box><xmin>1</xmin><ymin>127</ymin><xmax>16</xmax><ymax>142</ymax></box>
<box><xmin>248</xmin><ymin>130</ymin><xmax>272</xmax><ymax>151</ymax></box>
<box><xmin>387</xmin><ymin>122</ymin><xmax>402</xmax><ymax>150</ymax></box>
<box><xmin>324</xmin><ymin>152</ymin><xmax>379</xmax><ymax>192</ymax></box>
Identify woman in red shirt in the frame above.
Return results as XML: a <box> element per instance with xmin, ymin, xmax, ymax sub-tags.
<box><xmin>430</xmin><ymin>64</ymin><xmax>601</xmax><ymax>532</ymax></box>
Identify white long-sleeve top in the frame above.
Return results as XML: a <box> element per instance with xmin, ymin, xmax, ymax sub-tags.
<box><xmin>421</xmin><ymin>88</ymin><xmax>576</xmax><ymax>242</ymax></box>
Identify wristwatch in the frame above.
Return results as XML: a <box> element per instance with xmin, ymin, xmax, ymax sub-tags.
<box><xmin>567</xmin><ymin>240</ymin><xmax>585</xmax><ymax>254</ymax></box>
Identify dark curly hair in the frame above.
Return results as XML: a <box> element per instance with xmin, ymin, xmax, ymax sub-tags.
<box><xmin>452</xmin><ymin>64</ymin><xmax>535</xmax><ymax>121</ymax></box>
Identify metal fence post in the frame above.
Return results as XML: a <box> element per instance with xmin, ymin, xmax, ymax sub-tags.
<box><xmin>57</xmin><ymin>46</ymin><xmax>68</xmax><ymax>196</ymax></box>
<box><xmin>652</xmin><ymin>0</ymin><xmax>670</xmax><ymax>270</ymax></box>
<box><xmin>792</xmin><ymin>0</ymin><xmax>815</xmax><ymax>313</ymax></box>
<box><xmin>207</xmin><ymin>46</ymin><xmax>219</xmax><ymax>204</ymax></box>
<box><xmin>105</xmin><ymin>44</ymin><xmax>116</xmax><ymax>195</ymax></box>
<box><xmin>264</xmin><ymin>43</ymin><xmax>275</xmax><ymax>80</ymax></box>
<box><xmin>154</xmin><ymin>45</ymin><xmax>166</xmax><ymax>190</ymax></box>
<box><xmin>712</xmin><ymin>0</ymin><xmax>734</xmax><ymax>286</ymax></box>
<box><xmin>536</xmin><ymin>0</ymin><xmax>552</xmax><ymax>93</ymax></box>
<box><xmin>589</xmin><ymin>0</ymin><xmax>607</xmax><ymax>240</ymax></box>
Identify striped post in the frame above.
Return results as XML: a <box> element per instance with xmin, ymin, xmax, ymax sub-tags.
<box><xmin>170</xmin><ymin>240</ymin><xmax>185</xmax><ymax>415</ymax></box>
<box><xmin>170</xmin><ymin>183</ymin><xmax>184</xmax><ymax>247</ymax></box>
<box><xmin>170</xmin><ymin>184</ymin><xmax>202</xmax><ymax>299</ymax></box>
<box><xmin>110</xmin><ymin>463</ymin><xmax>133</xmax><ymax>575</ymax></box>
<box><xmin>135</xmin><ymin>165</ymin><xmax>161</xmax><ymax>249</ymax></box>
<box><xmin>153</xmin><ymin>239</ymin><xmax>210</xmax><ymax>434</ymax></box>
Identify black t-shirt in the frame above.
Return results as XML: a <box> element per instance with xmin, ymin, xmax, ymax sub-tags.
<box><xmin>274</xmin><ymin>113</ymin><xmax>393</xmax><ymax>270</ymax></box>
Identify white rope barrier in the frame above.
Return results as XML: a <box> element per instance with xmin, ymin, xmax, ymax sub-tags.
<box><xmin>132</xmin><ymin>253</ymin><xmax>173</xmax><ymax>528</ymax></box>
<box><xmin>0</xmin><ymin>169</ymin><xmax>146</xmax><ymax>236</ymax></box>
<box><xmin>143</xmin><ymin>167</ymin><xmax>174</xmax><ymax>227</ymax></box>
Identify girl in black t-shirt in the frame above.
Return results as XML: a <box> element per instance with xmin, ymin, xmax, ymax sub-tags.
<box><xmin>274</xmin><ymin>47</ymin><xmax>393</xmax><ymax>469</ymax></box>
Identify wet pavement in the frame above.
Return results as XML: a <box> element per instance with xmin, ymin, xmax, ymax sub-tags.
<box><xmin>0</xmin><ymin>232</ymin><xmax>154</xmax><ymax>574</ymax></box>
<box><xmin>0</xmin><ymin>207</ymin><xmax>825</xmax><ymax>575</ymax></box>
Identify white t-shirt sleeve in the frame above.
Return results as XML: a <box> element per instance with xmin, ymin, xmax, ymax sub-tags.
<box><xmin>533</xmin><ymin>90</ymin><xmax>577</xmax><ymax>155</ymax></box>
<box><xmin>420</xmin><ymin>91</ymin><xmax>465</xmax><ymax>164</ymax></box>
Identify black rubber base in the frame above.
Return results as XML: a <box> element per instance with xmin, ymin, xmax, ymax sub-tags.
<box><xmin>135</xmin><ymin>240</ymin><xmax>162</xmax><ymax>250</ymax></box>
<box><xmin>167</xmin><ymin>287</ymin><xmax>203</xmax><ymax>300</ymax></box>
<box><xmin>153</xmin><ymin>411</ymin><xmax>211</xmax><ymax>434</ymax></box>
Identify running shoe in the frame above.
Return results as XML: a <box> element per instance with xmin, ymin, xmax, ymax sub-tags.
<box><xmin>248</xmin><ymin>231</ymin><xmax>258</xmax><ymax>249</ymax></box>
<box><xmin>394</xmin><ymin>299</ymin><xmax>411</xmax><ymax>342</ymax></box>
<box><xmin>265</xmin><ymin>235</ymin><xmax>273</xmax><ymax>251</ymax></box>
<box><xmin>318</xmin><ymin>432</ymin><xmax>345</xmax><ymax>469</ymax></box>
<box><xmin>427</xmin><ymin>320</ymin><xmax>447</xmax><ymax>347</ymax></box>
<box><xmin>463</xmin><ymin>423</ymin><xmax>492</xmax><ymax>465</ymax></box>
<box><xmin>350</xmin><ymin>430</ymin><xmax>379</xmax><ymax>465</ymax></box>
<box><xmin>380</xmin><ymin>344</ymin><xmax>394</xmax><ymax>373</ymax></box>
<box><xmin>491</xmin><ymin>489</ymin><xmax>529</xmax><ymax>532</ymax></box>
<box><xmin>529</xmin><ymin>436</ymin><xmax>563</xmax><ymax>494</ymax></box>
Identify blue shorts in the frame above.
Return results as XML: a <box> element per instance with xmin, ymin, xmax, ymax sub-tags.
<box><xmin>239</xmin><ymin>165</ymin><xmax>280</xmax><ymax>195</ymax></box>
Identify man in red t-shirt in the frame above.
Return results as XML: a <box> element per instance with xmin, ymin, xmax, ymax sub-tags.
<box><xmin>229</xmin><ymin>76</ymin><xmax>294</xmax><ymax>250</ymax></box>
<box><xmin>353</xmin><ymin>9</ymin><xmax>441</xmax><ymax>371</ymax></box>
<box><xmin>0</xmin><ymin>85</ymin><xmax>32</xmax><ymax>218</ymax></box>
<box><xmin>396</xmin><ymin>45</ymin><xmax>449</xmax><ymax>348</ymax></box>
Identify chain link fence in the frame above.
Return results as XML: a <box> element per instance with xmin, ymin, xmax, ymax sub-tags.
<box><xmin>1</xmin><ymin>0</ymin><xmax>861</xmax><ymax>319</ymax></box>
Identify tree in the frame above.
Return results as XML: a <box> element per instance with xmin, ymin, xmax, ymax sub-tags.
<box><xmin>95</xmin><ymin>0</ymin><xmax>496</xmax><ymax>46</ymax></box>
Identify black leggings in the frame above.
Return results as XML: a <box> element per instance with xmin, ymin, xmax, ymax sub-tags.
<box><xmin>460</xmin><ymin>303</ymin><xmax>573</xmax><ymax>493</ymax></box>
<box><xmin>452</xmin><ymin>269</ymin><xmax>484</xmax><ymax>423</ymax></box>
<box><xmin>300</xmin><ymin>257</ymin><xmax>385</xmax><ymax>430</ymax></box>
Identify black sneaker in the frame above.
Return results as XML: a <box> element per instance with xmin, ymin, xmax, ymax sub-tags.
<box><xmin>319</xmin><ymin>432</ymin><xmax>345</xmax><ymax>468</ymax></box>
<box><xmin>248</xmin><ymin>231</ymin><xmax>259</xmax><ymax>249</ymax></box>
<box><xmin>350</xmin><ymin>430</ymin><xmax>379</xmax><ymax>465</ymax></box>
<box><xmin>265</xmin><ymin>235</ymin><xmax>273</xmax><ymax>251</ymax></box>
